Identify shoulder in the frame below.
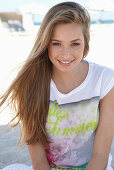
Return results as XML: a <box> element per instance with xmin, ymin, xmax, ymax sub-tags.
<box><xmin>89</xmin><ymin>61</ymin><xmax>114</xmax><ymax>76</ymax></box>
<box><xmin>88</xmin><ymin>61</ymin><xmax>114</xmax><ymax>99</ymax></box>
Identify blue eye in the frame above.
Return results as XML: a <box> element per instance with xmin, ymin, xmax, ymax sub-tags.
<box><xmin>72</xmin><ymin>43</ymin><xmax>80</xmax><ymax>46</ymax></box>
<box><xmin>52</xmin><ymin>43</ymin><xmax>61</xmax><ymax>46</ymax></box>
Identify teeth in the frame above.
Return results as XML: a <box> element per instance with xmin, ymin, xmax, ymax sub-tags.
<box><xmin>60</xmin><ymin>61</ymin><xmax>72</xmax><ymax>64</ymax></box>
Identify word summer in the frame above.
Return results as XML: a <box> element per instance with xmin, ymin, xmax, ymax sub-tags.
<box><xmin>47</xmin><ymin>120</ymin><xmax>97</xmax><ymax>136</ymax></box>
<box><xmin>46</xmin><ymin>100</ymin><xmax>98</xmax><ymax>136</ymax></box>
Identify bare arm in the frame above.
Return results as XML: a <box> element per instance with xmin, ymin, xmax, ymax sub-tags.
<box><xmin>28</xmin><ymin>142</ymin><xmax>51</xmax><ymax>170</ymax></box>
<box><xmin>86</xmin><ymin>87</ymin><xmax>114</xmax><ymax>170</ymax></box>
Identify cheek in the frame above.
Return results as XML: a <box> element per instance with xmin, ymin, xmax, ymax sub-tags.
<box><xmin>76</xmin><ymin>45</ymin><xmax>85</xmax><ymax>55</ymax></box>
<box><xmin>48</xmin><ymin>47</ymin><xmax>57</xmax><ymax>59</ymax></box>
<box><xmin>48</xmin><ymin>48</ymin><xmax>55</xmax><ymax>62</ymax></box>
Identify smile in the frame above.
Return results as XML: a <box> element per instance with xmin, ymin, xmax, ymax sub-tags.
<box><xmin>58</xmin><ymin>60</ymin><xmax>74</xmax><ymax>65</ymax></box>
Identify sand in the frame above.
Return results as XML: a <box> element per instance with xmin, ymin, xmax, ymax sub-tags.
<box><xmin>0</xmin><ymin>24</ymin><xmax>114</xmax><ymax>169</ymax></box>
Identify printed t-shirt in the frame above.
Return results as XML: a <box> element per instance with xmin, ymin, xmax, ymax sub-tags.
<box><xmin>45</xmin><ymin>60</ymin><xmax>114</xmax><ymax>169</ymax></box>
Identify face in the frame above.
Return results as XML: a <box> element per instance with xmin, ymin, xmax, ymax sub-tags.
<box><xmin>48</xmin><ymin>23</ymin><xmax>85</xmax><ymax>74</ymax></box>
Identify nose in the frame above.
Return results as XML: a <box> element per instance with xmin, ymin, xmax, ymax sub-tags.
<box><xmin>61</xmin><ymin>46</ymin><xmax>71</xmax><ymax>58</ymax></box>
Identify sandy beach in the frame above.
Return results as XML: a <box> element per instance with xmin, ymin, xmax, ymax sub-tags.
<box><xmin>0</xmin><ymin>23</ymin><xmax>114</xmax><ymax>169</ymax></box>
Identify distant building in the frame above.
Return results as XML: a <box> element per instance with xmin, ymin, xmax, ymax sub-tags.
<box><xmin>0</xmin><ymin>11</ymin><xmax>34</xmax><ymax>32</ymax></box>
<box><xmin>0</xmin><ymin>12</ymin><xmax>22</xmax><ymax>24</ymax></box>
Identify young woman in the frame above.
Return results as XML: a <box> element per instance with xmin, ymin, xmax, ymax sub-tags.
<box><xmin>1</xmin><ymin>1</ymin><xmax>114</xmax><ymax>170</ymax></box>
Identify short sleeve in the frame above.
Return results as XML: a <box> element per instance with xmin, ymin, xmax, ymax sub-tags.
<box><xmin>100</xmin><ymin>67</ymin><xmax>114</xmax><ymax>100</ymax></box>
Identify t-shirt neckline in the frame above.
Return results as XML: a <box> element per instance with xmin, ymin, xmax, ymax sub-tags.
<box><xmin>51</xmin><ymin>60</ymin><xmax>93</xmax><ymax>98</ymax></box>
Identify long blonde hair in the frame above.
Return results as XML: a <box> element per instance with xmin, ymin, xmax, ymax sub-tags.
<box><xmin>0</xmin><ymin>2</ymin><xmax>90</xmax><ymax>147</ymax></box>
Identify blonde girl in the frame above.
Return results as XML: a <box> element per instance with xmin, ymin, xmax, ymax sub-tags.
<box><xmin>1</xmin><ymin>1</ymin><xmax>114</xmax><ymax>170</ymax></box>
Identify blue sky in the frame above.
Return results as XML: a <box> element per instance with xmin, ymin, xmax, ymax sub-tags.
<box><xmin>1</xmin><ymin>0</ymin><xmax>114</xmax><ymax>12</ymax></box>
<box><xmin>0</xmin><ymin>0</ymin><xmax>87</xmax><ymax>12</ymax></box>
<box><xmin>0</xmin><ymin>0</ymin><xmax>114</xmax><ymax>21</ymax></box>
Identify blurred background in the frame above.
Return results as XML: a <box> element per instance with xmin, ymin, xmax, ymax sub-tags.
<box><xmin>0</xmin><ymin>0</ymin><xmax>114</xmax><ymax>169</ymax></box>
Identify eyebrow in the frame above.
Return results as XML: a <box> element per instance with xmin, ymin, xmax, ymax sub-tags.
<box><xmin>51</xmin><ymin>39</ymin><xmax>82</xmax><ymax>42</ymax></box>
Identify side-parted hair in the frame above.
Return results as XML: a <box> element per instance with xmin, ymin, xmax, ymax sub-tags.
<box><xmin>0</xmin><ymin>2</ymin><xmax>91</xmax><ymax>148</ymax></box>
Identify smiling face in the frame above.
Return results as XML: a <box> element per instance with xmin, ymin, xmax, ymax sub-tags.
<box><xmin>48</xmin><ymin>22</ymin><xmax>85</xmax><ymax>74</ymax></box>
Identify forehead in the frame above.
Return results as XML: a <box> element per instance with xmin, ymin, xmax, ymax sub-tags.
<box><xmin>51</xmin><ymin>23</ymin><xmax>84</xmax><ymax>40</ymax></box>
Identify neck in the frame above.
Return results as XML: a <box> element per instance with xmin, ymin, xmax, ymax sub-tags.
<box><xmin>52</xmin><ymin>69</ymin><xmax>78</xmax><ymax>86</ymax></box>
<box><xmin>52</xmin><ymin>61</ymin><xmax>84</xmax><ymax>88</ymax></box>
<box><xmin>51</xmin><ymin>60</ymin><xmax>88</xmax><ymax>94</ymax></box>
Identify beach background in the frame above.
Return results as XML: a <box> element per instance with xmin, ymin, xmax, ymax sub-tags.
<box><xmin>0</xmin><ymin>1</ymin><xmax>114</xmax><ymax>169</ymax></box>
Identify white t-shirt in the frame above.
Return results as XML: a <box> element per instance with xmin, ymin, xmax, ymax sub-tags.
<box><xmin>45</xmin><ymin>61</ymin><xmax>114</xmax><ymax>168</ymax></box>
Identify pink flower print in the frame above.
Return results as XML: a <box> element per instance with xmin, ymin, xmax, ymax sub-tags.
<box><xmin>45</xmin><ymin>143</ymin><xmax>63</xmax><ymax>164</ymax></box>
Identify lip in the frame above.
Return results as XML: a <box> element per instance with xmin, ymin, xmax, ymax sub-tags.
<box><xmin>57</xmin><ymin>59</ymin><xmax>74</xmax><ymax>66</ymax></box>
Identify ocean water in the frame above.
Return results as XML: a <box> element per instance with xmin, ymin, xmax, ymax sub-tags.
<box><xmin>34</xmin><ymin>20</ymin><xmax>114</xmax><ymax>25</ymax></box>
<box><xmin>34</xmin><ymin>22</ymin><xmax>42</xmax><ymax>25</ymax></box>
<box><xmin>33</xmin><ymin>9</ymin><xmax>114</xmax><ymax>26</ymax></box>
<box><xmin>91</xmin><ymin>20</ymin><xmax>114</xmax><ymax>24</ymax></box>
